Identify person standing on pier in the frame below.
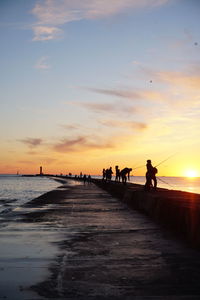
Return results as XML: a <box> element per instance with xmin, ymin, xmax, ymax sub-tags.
<box><xmin>106</xmin><ymin>167</ymin><xmax>113</xmax><ymax>182</ymax></box>
<box><xmin>144</xmin><ymin>160</ymin><xmax>157</xmax><ymax>191</ymax></box>
<box><xmin>83</xmin><ymin>174</ymin><xmax>87</xmax><ymax>185</ymax></box>
<box><xmin>87</xmin><ymin>175</ymin><xmax>92</xmax><ymax>184</ymax></box>
<box><xmin>115</xmin><ymin>165</ymin><xmax>121</xmax><ymax>182</ymax></box>
<box><xmin>120</xmin><ymin>168</ymin><xmax>132</xmax><ymax>185</ymax></box>
<box><xmin>102</xmin><ymin>168</ymin><xmax>106</xmax><ymax>181</ymax></box>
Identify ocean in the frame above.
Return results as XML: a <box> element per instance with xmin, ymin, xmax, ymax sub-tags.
<box><xmin>0</xmin><ymin>175</ymin><xmax>200</xmax><ymax>216</ymax></box>
<box><xmin>0</xmin><ymin>175</ymin><xmax>61</xmax><ymax>214</ymax></box>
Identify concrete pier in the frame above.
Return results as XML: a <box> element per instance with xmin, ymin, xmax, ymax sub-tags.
<box><xmin>93</xmin><ymin>179</ymin><xmax>200</xmax><ymax>248</ymax></box>
<box><xmin>1</xmin><ymin>179</ymin><xmax>200</xmax><ymax>299</ymax></box>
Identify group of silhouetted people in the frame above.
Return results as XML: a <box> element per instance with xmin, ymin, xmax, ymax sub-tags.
<box><xmin>102</xmin><ymin>167</ymin><xmax>113</xmax><ymax>182</ymax></box>
<box><xmin>83</xmin><ymin>174</ymin><xmax>92</xmax><ymax>184</ymax></box>
<box><xmin>102</xmin><ymin>160</ymin><xmax>158</xmax><ymax>190</ymax></box>
<box><xmin>102</xmin><ymin>166</ymin><xmax>132</xmax><ymax>185</ymax></box>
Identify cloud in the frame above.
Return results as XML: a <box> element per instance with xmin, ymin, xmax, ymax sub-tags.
<box><xmin>87</xmin><ymin>87</ymin><xmax>140</xmax><ymax>100</ymax></box>
<box><xmin>31</xmin><ymin>0</ymin><xmax>170</xmax><ymax>41</ymax></box>
<box><xmin>73</xmin><ymin>100</ymin><xmax>137</xmax><ymax>115</ymax></box>
<box><xmin>19</xmin><ymin>138</ymin><xmax>44</xmax><ymax>148</ymax></box>
<box><xmin>155</xmin><ymin>71</ymin><xmax>200</xmax><ymax>90</ymax></box>
<box><xmin>138</xmin><ymin>65</ymin><xmax>200</xmax><ymax>90</ymax></box>
<box><xmin>87</xmin><ymin>87</ymin><xmax>166</xmax><ymax>103</ymax></box>
<box><xmin>60</xmin><ymin>124</ymin><xmax>80</xmax><ymax>130</ymax></box>
<box><xmin>32</xmin><ymin>26</ymin><xmax>63</xmax><ymax>41</ymax></box>
<box><xmin>32</xmin><ymin>0</ymin><xmax>170</xmax><ymax>24</ymax></box>
<box><xmin>53</xmin><ymin>135</ymin><xmax>114</xmax><ymax>152</ymax></box>
<box><xmin>100</xmin><ymin>120</ymin><xmax>147</xmax><ymax>130</ymax></box>
<box><xmin>34</xmin><ymin>56</ymin><xmax>51</xmax><ymax>69</ymax></box>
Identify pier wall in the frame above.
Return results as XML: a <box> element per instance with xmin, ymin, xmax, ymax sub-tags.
<box><xmin>92</xmin><ymin>179</ymin><xmax>200</xmax><ymax>248</ymax></box>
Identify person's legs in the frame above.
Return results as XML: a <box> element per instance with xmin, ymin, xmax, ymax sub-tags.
<box><xmin>144</xmin><ymin>173</ymin><xmax>152</xmax><ymax>191</ymax></box>
<box><xmin>152</xmin><ymin>176</ymin><xmax>157</xmax><ymax>189</ymax></box>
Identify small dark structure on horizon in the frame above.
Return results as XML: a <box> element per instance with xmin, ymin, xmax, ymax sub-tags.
<box><xmin>40</xmin><ymin>166</ymin><xmax>43</xmax><ymax>176</ymax></box>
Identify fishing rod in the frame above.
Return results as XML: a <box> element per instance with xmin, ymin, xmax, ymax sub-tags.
<box><xmin>157</xmin><ymin>177</ymin><xmax>174</xmax><ymax>188</ymax></box>
<box><xmin>133</xmin><ymin>152</ymin><xmax>178</xmax><ymax>171</ymax></box>
<box><xmin>155</xmin><ymin>152</ymin><xmax>178</xmax><ymax>168</ymax></box>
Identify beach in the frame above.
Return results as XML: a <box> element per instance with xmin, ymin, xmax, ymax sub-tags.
<box><xmin>1</xmin><ymin>178</ymin><xmax>200</xmax><ymax>299</ymax></box>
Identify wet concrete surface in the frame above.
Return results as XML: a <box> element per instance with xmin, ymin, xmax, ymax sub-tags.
<box><xmin>1</xmin><ymin>180</ymin><xmax>200</xmax><ymax>299</ymax></box>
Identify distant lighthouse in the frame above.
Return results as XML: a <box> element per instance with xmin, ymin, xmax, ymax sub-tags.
<box><xmin>40</xmin><ymin>166</ymin><xmax>43</xmax><ymax>176</ymax></box>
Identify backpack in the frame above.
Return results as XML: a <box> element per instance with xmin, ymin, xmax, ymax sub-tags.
<box><xmin>153</xmin><ymin>167</ymin><xmax>158</xmax><ymax>174</ymax></box>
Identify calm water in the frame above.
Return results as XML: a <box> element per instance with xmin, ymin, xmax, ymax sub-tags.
<box><xmin>94</xmin><ymin>175</ymin><xmax>200</xmax><ymax>194</ymax></box>
<box><xmin>129</xmin><ymin>176</ymin><xmax>200</xmax><ymax>194</ymax></box>
<box><xmin>0</xmin><ymin>175</ymin><xmax>61</xmax><ymax>214</ymax></box>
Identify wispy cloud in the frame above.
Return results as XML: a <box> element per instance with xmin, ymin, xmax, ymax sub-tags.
<box><xmin>87</xmin><ymin>87</ymin><xmax>166</xmax><ymax>103</ymax></box>
<box><xmin>155</xmin><ymin>70</ymin><xmax>200</xmax><ymax>90</ymax></box>
<box><xmin>34</xmin><ymin>56</ymin><xmax>51</xmax><ymax>69</ymax></box>
<box><xmin>72</xmin><ymin>100</ymin><xmax>138</xmax><ymax>115</ymax></box>
<box><xmin>100</xmin><ymin>120</ymin><xmax>147</xmax><ymax>130</ymax></box>
<box><xmin>87</xmin><ymin>87</ymin><xmax>140</xmax><ymax>100</ymax></box>
<box><xmin>138</xmin><ymin>65</ymin><xmax>200</xmax><ymax>90</ymax></box>
<box><xmin>31</xmin><ymin>0</ymin><xmax>170</xmax><ymax>41</ymax></box>
<box><xmin>53</xmin><ymin>135</ymin><xmax>114</xmax><ymax>153</ymax></box>
<box><xmin>18</xmin><ymin>138</ymin><xmax>44</xmax><ymax>148</ymax></box>
<box><xmin>59</xmin><ymin>124</ymin><xmax>80</xmax><ymax>130</ymax></box>
<box><xmin>32</xmin><ymin>26</ymin><xmax>63</xmax><ymax>41</ymax></box>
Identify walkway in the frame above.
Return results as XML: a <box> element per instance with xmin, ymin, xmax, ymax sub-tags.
<box><xmin>1</xmin><ymin>180</ymin><xmax>200</xmax><ymax>299</ymax></box>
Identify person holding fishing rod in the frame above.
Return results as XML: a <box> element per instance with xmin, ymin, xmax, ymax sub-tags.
<box><xmin>144</xmin><ymin>160</ymin><xmax>157</xmax><ymax>191</ymax></box>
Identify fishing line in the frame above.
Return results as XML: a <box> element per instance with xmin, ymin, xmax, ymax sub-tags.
<box><xmin>132</xmin><ymin>164</ymin><xmax>145</xmax><ymax>171</ymax></box>
<box><xmin>157</xmin><ymin>177</ymin><xmax>174</xmax><ymax>188</ymax></box>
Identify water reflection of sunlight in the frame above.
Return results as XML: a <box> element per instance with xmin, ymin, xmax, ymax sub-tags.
<box><xmin>188</xmin><ymin>187</ymin><xmax>195</xmax><ymax>191</ymax></box>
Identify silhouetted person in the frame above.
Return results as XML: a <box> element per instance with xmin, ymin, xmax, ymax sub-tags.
<box><xmin>120</xmin><ymin>167</ymin><xmax>132</xmax><ymax>185</ymax></box>
<box><xmin>106</xmin><ymin>167</ymin><xmax>113</xmax><ymax>182</ymax></box>
<box><xmin>115</xmin><ymin>165</ymin><xmax>121</xmax><ymax>182</ymax></box>
<box><xmin>83</xmin><ymin>174</ymin><xmax>87</xmax><ymax>185</ymax></box>
<box><xmin>102</xmin><ymin>168</ymin><xmax>106</xmax><ymax>181</ymax></box>
<box><xmin>87</xmin><ymin>175</ymin><xmax>91</xmax><ymax>184</ymax></box>
<box><xmin>144</xmin><ymin>160</ymin><xmax>157</xmax><ymax>191</ymax></box>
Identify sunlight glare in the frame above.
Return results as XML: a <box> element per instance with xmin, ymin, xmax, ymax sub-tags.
<box><xmin>185</xmin><ymin>170</ymin><xmax>198</xmax><ymax>178</ymax></box>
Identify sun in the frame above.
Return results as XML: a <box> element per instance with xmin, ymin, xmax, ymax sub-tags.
<box><xmin>184</xmin><ymin>170</ymin><xmax>198</xmax><ymax>178</ymax></box>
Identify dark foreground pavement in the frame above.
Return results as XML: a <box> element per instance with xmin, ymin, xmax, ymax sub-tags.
<box><xmin>1</xmin><ymin>180</ymin><xmax>200</xmax><ymax>299</ymax></box>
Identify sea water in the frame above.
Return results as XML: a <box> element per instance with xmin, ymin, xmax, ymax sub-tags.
<box><xmin>94</xmin><ymin>175</ymin><xmax>200</xmax><ymax>194</ymax></box>
<box><xmin>0</xmin><ymin>175</ymin><xmax>61</xmax><ymax>214</ymax></box>
<box><xmin>129</xmin><ymin>176</ymin><xmax>200</xmax><ymax>194</ymax></box>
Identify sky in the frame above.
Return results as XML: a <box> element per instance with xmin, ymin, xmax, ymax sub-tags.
<box><xmin>0</xmin><ymin>0</ymin><xmax>200</xmax><ymax>176</ymax></box>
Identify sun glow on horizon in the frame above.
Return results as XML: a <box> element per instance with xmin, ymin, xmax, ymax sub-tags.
<box><xmin>184</xmin><ymin>169</ymin><xmax>198</xmax><ymax>178</ymax></box>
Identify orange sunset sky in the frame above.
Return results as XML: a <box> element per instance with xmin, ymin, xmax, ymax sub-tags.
<box><xmin>0</xmin><ymin>0</ymin><xmax>200</xmax><ymax>177</ymax></box>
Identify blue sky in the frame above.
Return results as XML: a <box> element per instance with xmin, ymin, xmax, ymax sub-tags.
<box><xmin>0</xmin><ymin>0</ymin><xmax>200</xmax><ymax>175</ymax></box>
